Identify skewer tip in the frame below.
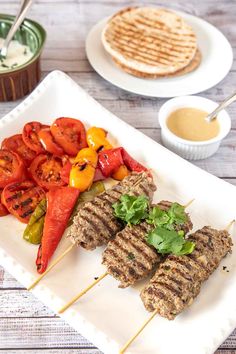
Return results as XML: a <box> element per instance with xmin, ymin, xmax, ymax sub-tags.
<box><xmin>225</xmin><ymin>219</ymin><xmax>235</xmax><ymax>231</ymax></box>
<box><xmin>184</xmin><ymin>198</ymin><xmax>195</xmax><ymax>209</ymax></box>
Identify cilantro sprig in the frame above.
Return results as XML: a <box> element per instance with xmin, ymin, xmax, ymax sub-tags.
<box><xmin>147</xmin><ymin>203</ymin><xmax>187</xmax><ymax>230</ymax></box>
<box><xmin>112</xmin><ymin>195</ymin><xmax>195</xmax><ymax>256</ymax></box>
<box><xmin>113</xmin><ymin>194</ymin><xmax>149</xmax><ymax>226</ymax></box>
<box><xmin>147</xmin><ymin>227</ymin><xmax>195</xmax><ymax>256</ymax></box>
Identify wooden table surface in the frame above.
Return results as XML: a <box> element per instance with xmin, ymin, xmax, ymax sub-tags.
<box><xmin>0</xmin><ymin>0</ymin><xmax>236</xmax><ymax>353</ymax></box>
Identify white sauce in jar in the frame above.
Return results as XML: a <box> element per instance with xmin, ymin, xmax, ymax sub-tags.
<box><xmin>0</xmin><ymin>38</ymin><xmax>33</xmax><ymax>71</ymax></box>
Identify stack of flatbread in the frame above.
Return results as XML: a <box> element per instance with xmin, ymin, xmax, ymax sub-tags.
<box><xmin>101</xmin><ymin>7</ymin><xmax>201</xmax><ymax>79</ymax></box>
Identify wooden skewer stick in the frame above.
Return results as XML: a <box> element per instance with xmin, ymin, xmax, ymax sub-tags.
<box><xmin>27</xmin><ymin>174</ymin><xmax>145</xmax><ymax>291</ymax></box>
<box><xmin>119</xmin><ymin>218</ymin><xmax>235</xmax><ymax>353</ymax></box>
<box><xmin>58</xmin><ymin>200</ymin><xmax>194</xmax><ymax>313</ymax></box>
<box><xmin>184</xmin><ymin>198</ymin><xmax>194</xmax><ymax>208</ymax></box>
<box><xmin>27</xmin><ymin>243</ymin><xmax>75</xmax><ymax>291</ymax></box>
<box><xmin>119</xmin><ymin>309</ymin><xmax>158</xmax><ymax>354</ymax></box>
<box><xmin>225</xmin><ymin>219</ymin><xmax>235</xmax><ymax>231</ymax></box>
<box><xmin>58</xmin><ymin>271</ymin><xmax>108</xmax><ymax>314</ymax></box>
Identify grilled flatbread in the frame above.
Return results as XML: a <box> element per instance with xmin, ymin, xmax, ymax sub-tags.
<box><xmin>102</xmin><ymin>7</ymin><xmax>199</xmax><ymax>78</ymax></box>
<box><xmin>112</xmin><ymin>48</ymin><xmax>201</xmax><ymax>79</ymax></box>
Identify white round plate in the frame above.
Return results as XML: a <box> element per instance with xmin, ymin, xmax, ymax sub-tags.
<box><xmin>86</xmin><ymin>12</ymin><xmax>233</xmax><ymax>98</ymax></box>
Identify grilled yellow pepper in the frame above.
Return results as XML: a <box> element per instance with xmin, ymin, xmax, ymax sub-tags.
<box><xmin>112</xmin><ymin>164</ymin><xmax>130</xmax><ymax>181</ymax></box>
<box><xmin>86</xmin><ymin>127</ymin><xmax>113</xmax><ymax>152</ymax></box>
<box><xmin>69</xmin><ymin>148</ymin><xmax>98</xmax><ymax>191</ymax></box>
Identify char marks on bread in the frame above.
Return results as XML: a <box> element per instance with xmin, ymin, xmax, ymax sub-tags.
<box><xmin>102</xmin><ymin>7</ymin><xmax>199</xmax><ymax>78</ymax></box>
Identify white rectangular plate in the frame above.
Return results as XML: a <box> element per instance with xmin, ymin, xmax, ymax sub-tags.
<box><xmin>0</xmin><ymin>71</ymin><xmax>236</xmax><ymax>354</ymax></box>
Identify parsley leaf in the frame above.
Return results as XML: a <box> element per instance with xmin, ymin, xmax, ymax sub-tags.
<box><xmin>147</xmin><ymin>202</ymin><xmax>187</xmax><ymax>230</ymax></box>
<box><xmin>112</xmin><ymin>194</ymin><xmax>149</xmax><ymax>226</ymax></box>
<box><xmin>168</xmin><ymin>203</ymin><xmax>187</xmax><ymax>225</ymax></box>
<box><xmin>147</xmin><ymin>226</ymin><xmax>195</xmax><ymax>256</ymax></box>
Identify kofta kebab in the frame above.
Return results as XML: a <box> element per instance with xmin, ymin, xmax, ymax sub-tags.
<box><xmin>0</xmin><ymin>117</ymin><xmax>234</xmax><ymax>353</ymax></box>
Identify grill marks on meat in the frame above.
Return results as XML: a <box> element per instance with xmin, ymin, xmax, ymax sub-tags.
<box><xmin>141</xmin><ymin>226</ymin><xmax>233</xmax><ymax>320</ymax></box>
<box><xmin>102</xmin><ymin>200</ymin><xmax>193</xmax><ymax>288</ymax></box>
<box><xmin>68</xmin><ymin>172</ymin><xmax>156</xmax><ymax>250</ymax></box>
<box><xmin>103</xmin><ymin>221</ymin><xmax>157</xmax><ymax>287</ymax></box>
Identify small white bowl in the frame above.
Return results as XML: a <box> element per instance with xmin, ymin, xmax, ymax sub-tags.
<box><xmin>158</xmin><ymin>95</ymin><xmax>231</xmax><ymax>160</ymax></box>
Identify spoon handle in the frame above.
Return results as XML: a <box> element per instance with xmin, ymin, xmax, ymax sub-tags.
<box><xmin>0</xmin><ymin>0</ymin><xmax>33</xmax><ymax>58</ymax></box>
<box><xmin>206</xmin><ymin>91</ymin><xmax>236</xmax><ymax>122</ymax></box>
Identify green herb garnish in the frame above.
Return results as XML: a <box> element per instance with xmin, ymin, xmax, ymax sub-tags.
<box><xmin>127</xmin><ymin>252</ymin><xmax>135</xmax><ymax>261</ymax></box>
<box><xmin>147</xmin><ymin>203</ymin><xmax>187</xmax><ymax>230</ymax></box>
<box><xmin>1</xmin><ymin>63</ymin><xmax>9</xmax><ymax>68</ymax></box>
<box><xmin>147</xmin><ymin>226</ymin><xmax>195</xmax><ymax>256</ymax></box>
<box><xmin>113</xmin><ymin>194</ymin><xmax>149</xmax><ymax>226</ymax></box>
<box><xmin>11</xmin><ymin>63</ymin><xmax>18</xmax><ymax>69</ymax></box>
<box><xmin>23</xmin><ymin>48</ymin><xmax>28</xmax><ymax>55</ymax></box>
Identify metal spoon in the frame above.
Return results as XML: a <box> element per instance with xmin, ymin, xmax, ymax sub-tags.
<box><xmin>0</xmin><ymin>0</ymin><xmax>33</xmax><ymax>60</ymax></box>
<box><xmin>206</xmin><ymin>91</ymin><xmax>236</xmax><ymax>122</ymax></box>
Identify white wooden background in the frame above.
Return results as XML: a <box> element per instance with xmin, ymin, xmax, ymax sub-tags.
<box><xmin>0</xmin><ymin>0</ymin><xmax>236</xmax><ymax>353</ymax></box>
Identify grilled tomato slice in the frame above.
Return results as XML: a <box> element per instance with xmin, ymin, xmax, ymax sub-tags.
<box><xmin>22</xmin><ymin>122</ymin><xmax>48</xmax><ymax>154</ymax></box>
<box><xmin>0</xmin><ymin>189</ymin><xmax>9</xmax><ymax>216</ymax></box>
<box><xmin>50</xmin><ymin>117</ymin><xmax>87</xmax><ymax>156</ymax></box>
<box><xmin>0</xmin><ymin>149</ymin><xmax>25</xmax><ymax>188</ymax></box>
<box><xmin>1</xmin><ymin>180</ymin><xmax>45</xmax><ymax>223</ymax></box>
<box><xmin>1</xmin><ymin>134</ymin><xmax>37</xmax><ymax>167</ymax></box>
<box><xmin>38</xmin><ymin>128</ymin><xmax>64</xmax><ymax>156</ymax></box>
<box><xmin>29</xmin><ymin>154</ymin><xmax>68</xmax><ymax>190</ymax></box>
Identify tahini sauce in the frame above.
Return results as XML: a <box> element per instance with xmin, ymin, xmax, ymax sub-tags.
<box><xmin>167</xmin><ymin>108</ymin><xmax>220</xmax><ymax>142</ymax></box>
<box><xmin>0</xmin><ymin>38</ymin><xmax>33</xmax><ymax>72</ymax></box>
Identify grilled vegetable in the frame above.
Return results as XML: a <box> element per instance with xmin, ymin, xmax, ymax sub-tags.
<box><xmin>23</xmin><ymin>198</ymin><xmax>47</xmax><ymax>244</ymax></box>
<box><xmin>68</xmin><ymin>181</ymin><xmax>105</xmax><ymax>226</ymax></box>
<box><xmin>1</xmin><ymin>180</ymin><xmax>45</xmax><ymax>223</ymax></box>
<box><xmin>0</xmin><ymin>189</ymin><xmax>9</xmax><ymax>216</ymax></box>
<box><xmin>98</xmin><ymin>147</ymin><xmax>147</xmax><ymax>178</ymax></box>
<box><xmin>38</xmin><ymin>128</ymin><xmax>64</xmax><ymax>156</ymax></box>
<box><xmin>22</xmin><ymin>122</ymin><xmax>48</xmax><ymax>154</ymax></box>
<box><xmin>0</xmin><ymin>149</ymin><xmax>26</xmax><ymax>188</ymax></box>
<box><xmin>36</xmin><ymin>186</ymin><xmax>79</xmax><ymax>273</ymax></box>
<box><xmin>60</xmin><ymin>160</ymin><xmax>72</xmax><ymax>184</ymax></box>
<box><xmin>112</xmin><ymin>164</ymin><xmax>129</xmax><ymax>180</ymax></box>
<box><xmin>69</xmin><ymin>148</ymin><xmax>98</xmax><ymax>191</ymax></box>
<box><xmin>1</xmin><ymin>134</ymin><xmax>36</xmax><ymax>167</ymax></box>
<box><xmin>29</xmin><ymin>154</ymin><xmax>68</xmax><ymax>190</ymax></box>
<box><xmin>50</xmin><ymin>117</ymin><xmax>87</xmax><ymax>156</ymax></box>
<box><xmin>86</xmin><ymin>127</ymin><xmax>113</xmax><ymax>152</ymax></box>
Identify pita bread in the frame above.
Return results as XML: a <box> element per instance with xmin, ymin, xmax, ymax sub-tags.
<box><xmin>102</xmin><ymin>7</ymin><xmax>198</xmax><ymax>78</ymax></box>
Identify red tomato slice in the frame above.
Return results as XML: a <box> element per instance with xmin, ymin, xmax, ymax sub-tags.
<box><xmin>22</xmin><ymin>122</ymin><xmax>48</xmax><ymax>154</ymax></box>
<box><xmin>50</xmin><ymin>117</ymin><xmax>87</xmax><ymax>156</ymax></box>
<box><xmin>0</xmin><ymin>149</ymin><xmax>26</xmax><ymax>188</ymax></box>
<box><xmin>29</xmin><ymin>154</ymin><xmax>68</xmax><ymax>190</ymax></box>
<box><xmin>1</xmin><ymin>180</ymin><xmax>45</xmax><ymax>223</ymax></box>
<box><xmin>0</xmin><ymin>189</ymin><xmax>9</xmax><ymax>216</ymax></box>
<box><xmin>38</xmin><ymin>128</ymin><xmax>64</xmax><ymax>156</ymax></box>
<box><xmin>1</xmin><ymin>134</ymin><xmax>37</xmax><ymax>167</ymax></box>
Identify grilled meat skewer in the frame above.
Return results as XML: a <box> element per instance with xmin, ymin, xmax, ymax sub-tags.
<box><xmin>58</xmin><ymin>200</ymin><xmax>193</xmax><ymax>314</ymax></box>
<box><xmin>102</xmin><ymin>200</ymin><xmax>193</xmax><ymax>288</ymax></box>
<box><xmin>28</xmin><ymin>172</ymin><xmax>156</xmax><ymax>291</ymax></box>
<box><xmin>141</xmin><ymin>226</ymin><xmax>233</xmax><ymax>320</ymax></box>
<box><xmin>68</xmin><ymin>171</ymin><xmax>156</xmax><ymax>250</ymax></box>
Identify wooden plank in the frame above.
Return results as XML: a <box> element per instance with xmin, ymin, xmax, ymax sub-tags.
<box><xmin>0</xmin><ymin>314</ymin><xmax>234</xmax><ymax>351</ymax></box>
<box><xmin>0</xmin><ymin>317</ymin><xmax>100</xmax><ymax>350</ymax></box>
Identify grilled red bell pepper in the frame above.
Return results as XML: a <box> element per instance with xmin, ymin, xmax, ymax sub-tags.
<box><xmin>93</xmin><ymin>167</ymin><xmax>106</xmax><ymax>182</ymax></box>
<box><xmin>98</xmin><ymin>147</ymin><xmax>147</xmax><ymax>178</ymax></box>
<box><xmin>60</xmin><ymin>160</ymin><xmax>72</xmax><ymax>184</ymax></box>
<box><xmin>36</xmin><ymin>186</ymin><xmax>80</xmax><ymax>273</ymax></box>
